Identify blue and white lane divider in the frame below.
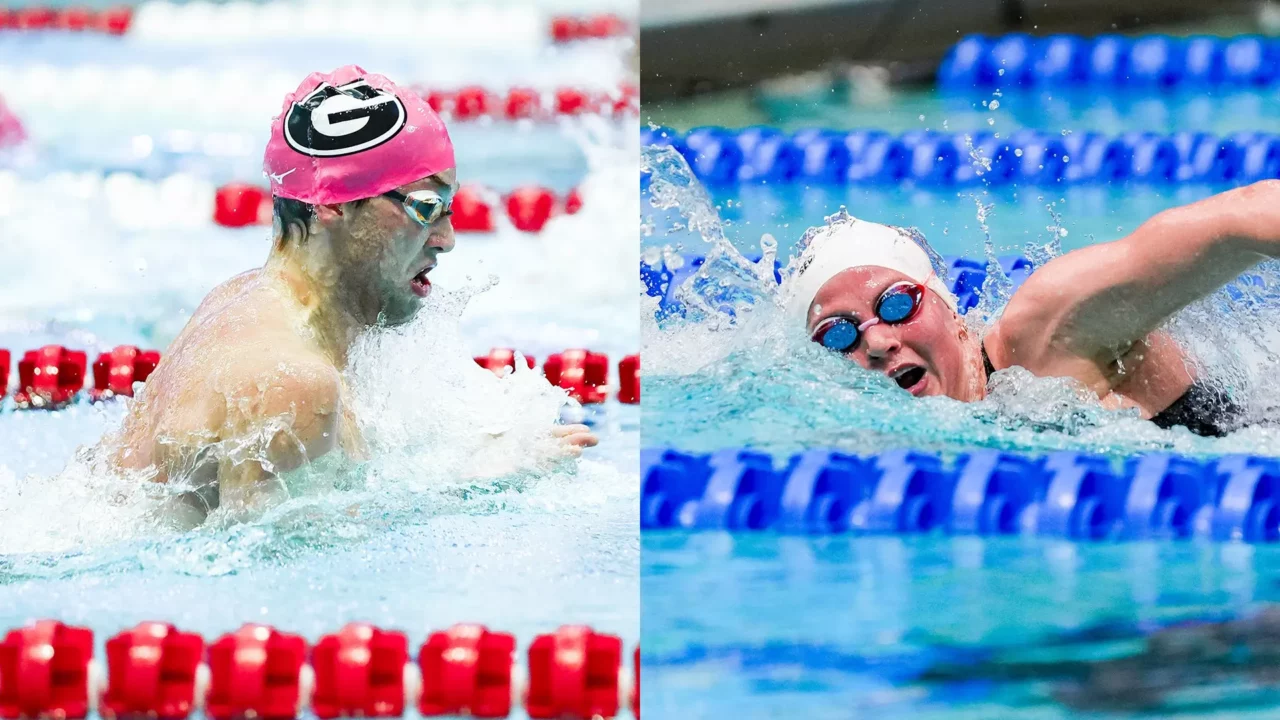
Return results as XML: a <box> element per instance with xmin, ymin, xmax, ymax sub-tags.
<box><xmin>642</xmin><ymin>253</ymin><xmax>1034</xmax><ymax>318</ymax></box>
<box><xmin>940</xmin><ymin>33</ymin><xmax>1280</xmax><ymax>91</ymax></box>
<box><xmin>641</xmin><ymin>126</ymin><xmax>1280</xmax><ymax>187</ymax></box>
<box><xmin>642</xmin><ymin>448</ymin><xmax>1280</xmax><ymax>542</ymax></box>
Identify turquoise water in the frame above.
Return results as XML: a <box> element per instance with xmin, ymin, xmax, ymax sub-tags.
<box><xmin>0</xmin><ymin>9</ymin><xmax>640</xmax><ymax>704</ymax></box>
<box><xmin>642</xmin><ymin>533</ymin><xmax>1280</xmax><ymax>719</ymax></box>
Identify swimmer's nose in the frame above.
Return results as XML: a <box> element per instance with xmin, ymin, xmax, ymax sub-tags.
<box><xmin>428</xmin><ymin>217</ymin><xmax>455</xmax><ymax>253</ymax></box>
<box><xmin>861</xmin><ymin>323</ymin><xmax>901</xmax><ymax>364</ymax></box>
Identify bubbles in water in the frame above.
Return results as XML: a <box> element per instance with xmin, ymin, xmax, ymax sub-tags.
<box><xmin>989</xmin><ymin>100</ymin><xmax>1000</xmax><ymax>110</ymax></box>
<box><xmin>1014</xmin><ymin>148</ymin><xmax>1024</xmax><ymax>157</ymax></box>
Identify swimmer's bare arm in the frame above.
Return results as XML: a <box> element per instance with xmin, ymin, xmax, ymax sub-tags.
<box><xmin>993</xmin><ymin>180</ymin><xmax>1280</xmax><ymax>372</ymax></box>
<box><xmin>214</xmin><ymin>361</ymin><xmax>343</xmax><ymax>513</ymax></box>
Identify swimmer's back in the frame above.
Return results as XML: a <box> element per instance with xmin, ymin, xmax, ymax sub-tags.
<box><xmin>108</xmin><ymin>269</ymin><xmax>349</xmax><ymax>487</ymax></box>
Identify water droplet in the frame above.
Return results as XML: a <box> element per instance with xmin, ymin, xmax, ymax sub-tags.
<box><xmin>987</xmin><ymin>118</ymin><xmax>995</xmax><ymax>125</ymax></box>
<box><xmin>1058</xmin><ymin>228</ymin><xmax>1069</xmax><ymax>237</ymax></box>
<box><xmin>989</xmin><ymin>100</ymin><xmax>1000</xmax><ymax>110</ymax></box>
<box><xmin>1014</xmin><ymin>148</ymin><xmax>1023</xmax><ymax>157</ymax></box>
<box><xmin>1062</xmin><ymin>155</ymin><xmax>1070</xmax><ymax>163</ymax></box>
<box><xmin>1061</xmin><ymin>129</ymin><xmax>1072</xmax><ymax>136</ymax></box>
<box><xmin>998</xmin><ymin>68</ymin><xmax>1006</xmax><ymax>76</ymax></box>
<box><xmin>918</xmin><ymin>114</ymin><xmax>925</xmax><ymax>121</ymax></box>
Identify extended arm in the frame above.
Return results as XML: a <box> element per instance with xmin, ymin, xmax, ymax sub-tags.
<box><xmin>994</xmin><ymin>180</ymin><xmax>1280</xmax><ymax>372</ymax></box>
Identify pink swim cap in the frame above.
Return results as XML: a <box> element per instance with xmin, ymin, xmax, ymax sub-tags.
<box><xmin>263</xmin><ymin>65</ymin><xmax>455</xmax><ymax>205</ymax></box>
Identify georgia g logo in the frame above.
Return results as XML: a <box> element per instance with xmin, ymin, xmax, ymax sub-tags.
<box><xmin>283</xmin><ymin>79</ymin><xmax>406</xmax><ymax>157</ymax></box>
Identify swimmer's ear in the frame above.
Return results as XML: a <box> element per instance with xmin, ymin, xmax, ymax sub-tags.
<box><xmin>314</xmin><ymin>203</ymin><xmax>344</xmax><ymax>223</ymax></box>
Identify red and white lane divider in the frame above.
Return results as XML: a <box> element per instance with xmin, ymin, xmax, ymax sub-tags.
<box><xmin>550</xmin><ymin>14</ymin><xmax>631</xmax><ymax>43</ymax></box>
<box><xmin>0</xmin><ymin>62</ymin><xmax>636</xmax><ymax>123</ymax></box>
<box><xmin>0</xmin><ymin>5</ymin><xmax>132</xmax><ymax>34</ymax></box>
<box><xmin>0</xmin><ymin>346</ymin><xmax>639</xmax><ymax>409</ymax></box>
<box><xmin>215</xmin><ymin>183</ymin><xmax>586</xmax><ymax>233</ymax></box>
<box><xmin>0</xmin><ymin>621</ymin><xmax>640</xmax><ymax>719</ymax></box>
<box><xmin>0</xmin><ymin>66</ymin><xmax>635</xmax><ymax>125</ymax></box>
<box><xmin>0</xmin><ymin>4</ymin><xmax>631</xmax><ymax>45</ymax></box>
<box><xmin>418</xmin><ymin>83</ymin><xmax>637</xmax><ymax>122</ymax></box>
<box><xmin>475</xmin><ymin>349</ymin><xmax>639</xmax><ymax>405</ymax></box>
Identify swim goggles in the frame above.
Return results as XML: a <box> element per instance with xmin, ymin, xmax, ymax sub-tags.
<box><xmin>382</xmin><ymin>188</ymin><xmax>454</xmax><ymax>227</ymax></box>
<box><xmin>810</xmin><ymin>281</ymin><xmax>926</xmax><ymax>353</ymax></box>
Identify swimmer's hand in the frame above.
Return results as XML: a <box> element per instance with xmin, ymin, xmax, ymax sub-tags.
<box><xmin>551</xmin><ymin>423</ymin><xmax>598</xmax><ymax>458</ymax></box>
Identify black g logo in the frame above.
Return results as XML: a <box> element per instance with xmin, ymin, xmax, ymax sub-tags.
<box><xmin>283</xmin><ymin>79</ymin><xmax>406</xmax><ymax>157</ymax></box>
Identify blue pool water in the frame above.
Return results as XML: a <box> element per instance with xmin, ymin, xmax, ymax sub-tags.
<box><xmin>643</xmin><ymin>533</ymin><xmax>1280</xmax><ymax>719</ymax></box>
<box><xmin>642</xmin><ymin>83</ymin><xmax>1280</xmax><ymax>718</ymax></box>
<box><xmin>0</xmin><ymin>5</ymin><xmax>639</xmax><ymax>705</ymax></box>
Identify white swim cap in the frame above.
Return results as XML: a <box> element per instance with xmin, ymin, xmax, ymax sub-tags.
<box><xmin>782</xmin><ymin>213</ymin><xmax>957</xmax><ymax>324</ymax></box>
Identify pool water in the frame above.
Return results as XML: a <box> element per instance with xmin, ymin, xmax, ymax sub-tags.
<box><xmin>0</xmin><ymin>3</ymin><xmax>639</xmax><ymax>705</ymax></box>
<box><xmin>641</xmin><ymin>81</ymin><xmax>1280</xmax><ymax>719</ymax></box>
<box><xmin>642</xmin><ymin>533</ymin><xmax>1280</xmax><ymax>719</ymax></box>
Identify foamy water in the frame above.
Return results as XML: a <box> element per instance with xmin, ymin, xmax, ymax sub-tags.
<box><xmin>0</xmin><ymin>118</ymin><xmax>638</xmax><ymax>650</ymax></box>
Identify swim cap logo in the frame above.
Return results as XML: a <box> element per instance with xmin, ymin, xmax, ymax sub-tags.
<box><xmin>283</xmin><ymin>79</ymin><xmax>406</xmax><ymax>157</ymax></box>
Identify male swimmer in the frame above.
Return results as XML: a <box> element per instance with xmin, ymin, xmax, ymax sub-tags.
<box><xmin>785</xmin><ymin>181</ymin><xmax>1280</xmax><ymax>436</ymax></box>
<box><xmin>106</xmin><ymin>66</ymin><xmax>595</xmax><ymax>520</ymax></box>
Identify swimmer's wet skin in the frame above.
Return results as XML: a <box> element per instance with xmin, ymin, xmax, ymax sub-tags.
<box><xmin>101</xmin><ymin>66</ymin><xmax>595</xmax><ymax>524</ymax></box>
<box><xmin>786</xmin><ymin>180</ymin><xmax>1280</xmax><ymax>437</ymax></box>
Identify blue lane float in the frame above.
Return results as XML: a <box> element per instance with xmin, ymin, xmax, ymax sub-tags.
<box><xmin>939</xmin><ymin>33</ymin><xmax>1280</xmax><ymax>90</ymax></box>
<box><xmin>641</xmin><ymin>448</ymin><xmax>1280</xmax><ymax>542</ymax></box>
<box><xmin>641</xmin><ymin>253</ymin><xmax>1033</xmax><ymax>319</ymax></box>
<box><xmin>641</xmin><ymin>126</ymin><xmax>1280</xmax><ymax>187</ymax></box>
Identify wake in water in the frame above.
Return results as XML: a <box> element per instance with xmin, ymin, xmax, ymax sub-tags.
<box><xmin>0</xmin><ymin>126</ymin><xmax>638</xmax><ymax>576</ymax></box>
<box><xmin>641</xmin><ymin>142</ymin><xmax>1280</xmax><ymax>457</ymax></box>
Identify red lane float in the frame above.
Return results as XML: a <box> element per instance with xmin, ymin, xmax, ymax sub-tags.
<box><xmin>0</xmin><ymin>5</ymin><xmax>133</xmax><ymax>34</ymax></box>
<box><xmin>505</xmin><ymin>186</ymin><xmax>557</xmax><ymax>233</ymax></box>
<box><xmin>91</xmin><ymin>345</ymin><xmax>161</xmax><ymax>401</ymax></box>
<box><xmin>543</xmin><ymin>350</ymin><xmax>609</xmax><ymax>405</ymax></box>
<box><xmin>0</xmin><ymin>621</ymin><xmax>637</xmax><ymax>719</ymax></box>
<box><xmin>526</xmin><ymin>626</ymin><xmax>622</xmax><ymax>719</ymax></box>
<box><xmin>2</xmin><ymin>347</ymin><xmax>639</xmax><ymax>407</ymax></box>
<box><xmin>213</xmin><ymin>184</ymin><xmax>578</xmax><ymax>233</ymax></box>
<box><xmin>618</xmin><ymin>354</ymin><xmax>639</xmax><ymax>405</ymax></box>
<box><xmin>102</xmin><ymin>622</ymin><xmax>204</xmax><ymax>720</ymax></box>
<box><xmin>0</xmin><ymin>620</ymin><xmax>95</xmax><ymax>720</ymax></box>
<box><xmin>475</xmin><ymin>349</ymin><xmax>536</xmax><ymax>376</ymax></box>
<box><xmin>213</xmin><ymin>182</ymin><xmax>271</xmax><ymax>229</ymax></box>
<box><xmin>14</xmin><ymin>345</ymin><xmax>87</xmax><ymax>409</ymax></box>
<box><xmin>550</xmin><ymin>14</ymin><xmax>629</xmax><ymax>43</ymax></box>
<box><xmin>415</xmin><ymin>84</ymin><xmax>636</xmax><ymax>121</ymax></box>
<box><xmin>206</xmin><ymin>624</ymin><xmax>307</xmax><ymax>720</ymax></box>
<box><xmin>418</xmin><ymin>624</ymin><xmax>515</xmax><ymax>718</ymax></box>
<box><xmin>312</xmin><ymin>623</ymin><xmax>408</xmax><ymax>719</ymax></box>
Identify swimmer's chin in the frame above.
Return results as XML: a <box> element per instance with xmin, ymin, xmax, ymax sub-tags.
<box><xmin>377</xmin><ymin>301</ymin><xmax>425</xmax><ymax>327</ymax></box>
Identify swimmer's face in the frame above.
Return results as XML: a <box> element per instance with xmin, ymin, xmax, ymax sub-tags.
<box><xmin>322</xmin><ymin>169</ymin><xmax>458</xmax><ymax>325</ymax></box>
<box><xmin>807</xmin><ymin>266</ymin><xmax>978</xmax><ymax>401</ymax></box>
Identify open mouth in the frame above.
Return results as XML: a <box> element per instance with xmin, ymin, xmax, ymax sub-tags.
<box><xmin>409</xmin><ymin>266</ymin><xmax>433</xmax><ymax>298</ymax></box>
<box><xmin>892</xmin><ymin>365</ymin><xmax>927</xmax><ymax>394</ymax></box>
